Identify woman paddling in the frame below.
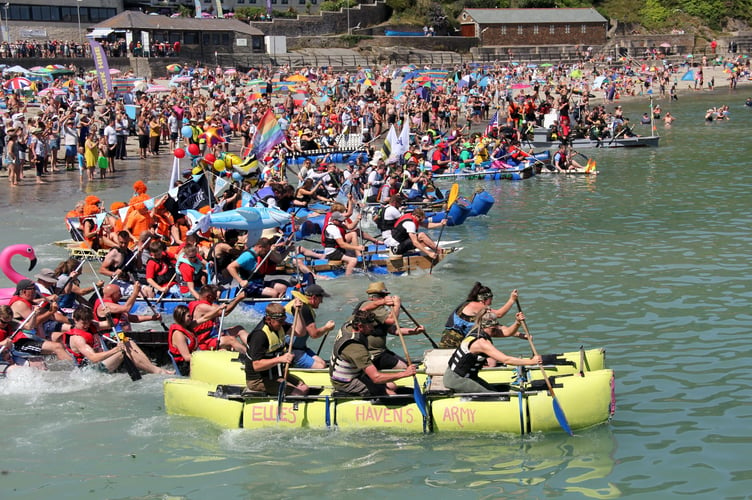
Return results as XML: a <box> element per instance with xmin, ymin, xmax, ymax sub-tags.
<box><xmin>438</xmin><ymin>282</ymin><xmax>522</xmax><ymax>349</ymax></box>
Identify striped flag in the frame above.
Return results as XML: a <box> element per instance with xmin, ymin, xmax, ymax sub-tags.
<box><xmin>485</xmin><ymin>111</ymin><xmax>498</xmax><ymax>136</ymax></box>
<box><xmin>388</xmin><ymin>120</ymin><xmax>410</xmax><ymax>163</ymax></box>
<box><xmin>381</xmin><ymin>125</ymin><xmax>398</xmax><ymax>163</ymax></box>
<box><xmin>251</xmin><ymin>109</ymin><xmax>286</xmax><ymax>158</ymax></box>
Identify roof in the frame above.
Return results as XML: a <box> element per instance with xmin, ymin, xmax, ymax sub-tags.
<box><xmin>91</xmin><ymin>11</ymin><xmax>264</xmax><ymax>36</ymax></box>
<box><xmin>460</xmin><ymin>8</ymin><xmax>607</xmax><ymax>25</ymax></box>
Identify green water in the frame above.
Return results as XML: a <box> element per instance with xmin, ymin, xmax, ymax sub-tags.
<box><xmin>1</xmin><ymin>91</ymin><xmax>751</xmax><ymax>499</ymax></box>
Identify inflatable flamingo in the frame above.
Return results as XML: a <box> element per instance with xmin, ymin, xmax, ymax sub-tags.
<box><xmin>0</xmin><ymin>244</ymin><xmax>38</xmax><ymax>305</ymax></box>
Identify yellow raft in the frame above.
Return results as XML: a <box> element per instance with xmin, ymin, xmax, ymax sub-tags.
<box><xmin>164</xmin><ymin>347</ymin><xmax>615</xmax><ymax>434</ymax></box>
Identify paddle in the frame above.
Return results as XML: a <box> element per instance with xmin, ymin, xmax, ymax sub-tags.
<box><xmin>277</xmin><ymin>303</ymin><xmax>300</xmax><ymax>422</ymax></box>
<box><xmin>390</xmin><ymin>308</ymin><xmax>428</xmax><ymax>419</ymax></box>
<box><xmin>92</xmin><ymin>283</ymin><xmax>142</xmax><ymax>381</ymax></box>
<box><xmin>515</xmin><ymin>299</ymin><xmax>573</xmax><ymax>436</ymax></box>
<box><xmin>429</xmin><ymin>182</ymin><xmax>459</xmax><ymax>275</ymax></box>
<box><xmin>399</xmin><ymin>304</ymin><xmax>438</xmax><ymax>349</ymax></box>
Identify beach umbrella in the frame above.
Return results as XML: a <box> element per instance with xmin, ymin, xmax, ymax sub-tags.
<box><xmin>224</xmin><ymin>68</ymin><xmax>237</xmax><ymax>75</ymax></box>
<box><xmin>38</xmin><ymin>87</ymin><xmax>67</xmax><ymax>97</ymax></box>
<box><xmin>61</xmin><ymin>78</ymin><xmax>85</xmax><ymax>87</ymax></box>
<box><xmin>166</xmin><ymin>63</ymin><xmax>182</xmax><ymax>73</ymax></box>
<box><xmin>246</xmin><ymin>78</ymin><xmax>265</xmax><ymax>86</ymax></box>
<box><xmin>145</xmin><ymin>84</ymin><xmax>171</xmax><ymax>93</ymax></box>
<box><xmin>540</xmin><ymin>63</ymin><xmax>553</xmax><ymax>67</ymax></box>
<box><xmin>511</xmin><ymin>83</ymin><xmax>531</xmax><ymax>89</ymax></box>
<box><xmin>685</xmin><ymin>54</ymin><xmax>694</xmax><ymax>58</ymax></box>
<box><xmin>4</xmin><ymin>77</ymin><xmax>31</xmax><ymax>90</ymax></box>
<box><xmin>3</xmin><ymin>65</ymin><xmax>28</xmax><ymax>75</ymax></box>
<box><xmin>569</xmin><ymin>68</ymin><xmax>583</xmax><ymax>78</ymax></box>
<box><xmin>286</xmin><ymin>74</ymin><xmax>308</xmax><ymax>82</ymax></box>
<box><xmin>362</xmin><ymin>78</ymin><xmax>376</xmax><ymax>87</ymax></box>
<box><xmin>527</xmin><ymin>63</ymin><xmax>538</xmax><ymax>68</ymax></box>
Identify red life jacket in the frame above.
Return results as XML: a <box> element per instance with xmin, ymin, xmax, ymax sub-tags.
<box><xmin>168</xmin><ymin>323</ymin><xmax>198</xmax><ymax>362</ymax></box>
<box><xmin>391</xmin><ymin>213</ymin><xmax>419</xmax><ymax>243</ymax></box>
<box><xmin>322</xmin><ymin>221</ymin><xmax>346</xmax><ymax>248</ymax></box>
<box><xmin>188</xmin><ymin>299</ymin><xmax>217</xmax><ymax>350</ymax></box>
<box><xmin>8</xmin><ymin>296</ymin><xmax>38</xmax><ymax>341</ymax></box>
<box><xmin>62</xmin><ymin>326</ymin><xmax>99</xmax><ymax>366</ymax></box>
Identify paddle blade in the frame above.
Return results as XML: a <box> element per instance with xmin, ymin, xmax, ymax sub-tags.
<box><xmin>413</xmin><ymin>377</ymin><xmax>428</xmax><ymax>418</ymax></box>
<box><xmin>447</xmin><ymin>183</ymin><xmax>460</xmax><ymax>208</ymax></box>
<box><xmin>552</xmin><ymin>396</ymin><xmax>574</xmax><ymax>436</ymax></box>
<box><xmin>585</xmin><ymin>159</ymin><xmax>596</xmax><ymax>173</ymax></box>
<box><xmin>276</xmin><ymin>381</ymin><xmax>286</xmax><ymax>422</ymax></box>
<box><xmin>122</xmin><ymin>351</ymin><xmax>142</xmax><ymax>381</ymax></box>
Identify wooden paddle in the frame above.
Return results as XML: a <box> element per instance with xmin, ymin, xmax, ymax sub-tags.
<box><xmin>399</xmin><ymin>304</ymin><xmax>438</xmax><ymax>349</ymax></box>
<box><xmin>391</xmin><ymin>308</ymin><xmax>428</xmax><ymax>419</ymax></box>
<box><xmin>515</xmin><ymin>299</ymin><xmax>573</xmax><ymax>436</ymax></box>
<box><xmin>429</xmin><ymin>182</ymin><xmax>459</xmax><ymax>275</ymax></box>
<box><xmin>276</xmin><ymin>303</ymin><xmax>300</xmax><ymax>422</ymax></box>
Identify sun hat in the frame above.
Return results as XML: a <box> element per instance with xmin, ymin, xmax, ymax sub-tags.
<box><xmin>34</xmin><ymin>268</ymin><xmax>57</xmax><ymax>284</ymax></box>
<box><xmin>305</xmin><ymin>284</ymin><xmax>330</xmax><ymax>297</ymax></box>
<box><xmin>366</xmin><ymin>281</ymin><xmax>389</xmax><ymax>296</ymax></box>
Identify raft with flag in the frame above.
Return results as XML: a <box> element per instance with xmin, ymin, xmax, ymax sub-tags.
<box><xmin>164</xmin><ymin>347</ymin><xmax>615</xmax><ymax>433</ymax></box>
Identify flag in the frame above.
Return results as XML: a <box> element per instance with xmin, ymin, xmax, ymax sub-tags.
<box><xmin>215</xmin><ymin>0</ymin><xmax>224</xmax><ymax>18</ymax></box>
<box><xmin>168</xmin><ymin>156</ymin><xmax>180</xmax><ymax>191</ymax></box>
<box><xmin>388</xmin><ymin>120</ymin><xmax>410</xmax><ymax>163</ymax></box>
<box><xmin>485</xmin><ymin>111</ymin><xmax>498</xmax><ymax>136</ymax></box>
<box><xmin>381</xmin><ymin>125</ymin><xmax>398</xmax><ymax>162</ymax></box>
<box><xmin>251</xmin><ymin>109</ymin><xmax>286</xmax><ymax>158</ymax></box>
<box><xmin>194</xmin><ymin>0</ymin><xmax>203</xmax><ymax>18</ymax></box>
<box><xmin>164</xmin><ymin>174</ymin><xmax>212</xmax><ymax>218</ymax></box>
<box><xmin>88</xmin><ymin>38</ymin><xmax>113</xmax><ymax>94</ymax></box>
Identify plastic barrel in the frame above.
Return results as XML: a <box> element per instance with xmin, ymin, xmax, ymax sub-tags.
<box><xmin>469</xmin><ymin>191</ymin><xmax>495</xmax><ymax>216</ymax></box>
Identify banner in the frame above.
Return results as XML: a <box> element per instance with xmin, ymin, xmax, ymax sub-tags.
<box><xmin>88</xmin><ymin>38</ymin><xmax>113</xmax><ymax>95</ymax></box>
<box><xmin>194</xmin><ymin>0</ymin><xmax>203</xmax><ymax>18</ymax></box>
<box><xmin>164</xmin><ymin>174</ymin><xmax>212</xmax><ymax>218</ymax></box>
<box><xmin>215</xmin><ymin>0</ymin><xmax>224</xmax><ymax>18</ymax></box>
<box><xmin>266</xmin><ymin>0</ymin><xmax>272</xmax><ymax>17</ymax></box>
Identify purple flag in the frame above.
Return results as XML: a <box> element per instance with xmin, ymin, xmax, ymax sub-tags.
<box><xmin>88</xmin><ymin>38</ymin><xmax>113</xmax><ymax>95</ymax></box>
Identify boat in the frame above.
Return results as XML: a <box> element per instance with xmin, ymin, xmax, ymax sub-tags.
<box><xmin>434</xmin><ymin>163</ymin><xmax>535</xmax><ymax>181</ymax></box>
<box><xmin>186</xmin><ymin>347</ymin><xmax>607</xmax><ymax>387</ymax></box>
<box><xmin>534</xmin><ymin>164</ymin><xmax>599</xmax><ymax>176</ymax></box>
<box><xmin>285</xmin><ymin>147</ymin><xmax>369</xmax><ymax>165</ymax></box>
<box><xmin>525</xmin><ymin>125</ymin><xmax>659</xmax><ymax>149</ymax></box>
<box><xmin>164</xmin><ymin>347</ymin><xmax>614</xmax><ymax>434</ymax></box>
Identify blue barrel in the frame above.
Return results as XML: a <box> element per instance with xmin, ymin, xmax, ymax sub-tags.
<box><xmin>469</xmin><ymin>191</ymin><xmax>495</xmax><ymax>216</ymax></box>
<box><xmin>447</xmin><ymin>197</ymin><xmax>472</xmax><ymax>226</ymax></box>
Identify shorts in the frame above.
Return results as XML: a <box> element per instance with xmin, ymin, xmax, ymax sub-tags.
<box><xmin>371</xmin><ymin>350</ymin><xmax>405</xmax><ymax>370</ymax></box>
<box><xmin>170</xmin><ymin>132</ymin><xmax>178</xmax><ymax>141</ymax></box>
<box><xmin>13</xmin><ymin>338</ymin><xmax>45</xmax><ymax>355</ymax></box>
<box><xmin>443</xmin><ymin>368</ymin><xmax>496</xmax><ymax>394</ymax></box>
<box><xmin>107</xmin><ymin>145</ymin><xmax>117</xmax><ymax>158</ymax></box>
<box><xmin>395</xmin><ymin>239</ymin><xmax>416</xmax><ymax>255</ymax></box>
<box><xmin>438</xmin><ymin>329</ymin><xmax>464</xmax><ymax>349</ymax></box>
<box><xmin>292</xmin><ymin>347</ymin><xmax>318</xmax><ymax>369</ymax></box>
<box><xmin>326</xmin><ymin>249</ymin><xmax>345</xmax><ymax>261</ymax></box>
<box><xmin>81</xmin><ymin>359</ymin><xmax>111</xmax><ymax>373</ymax></box>
<box><xmin>246</xmin><ymin>373</ymin><xmax>305</xmax><ymax>395</ymax></box>
<box><xmin>112</xmin><ymin>279</ymin><xmax>134</xmax><ymax>297</ymax></box>
<box><xmin>48</xmin><ymin>138</ymin><xmax>60</xmax><ymax>150</ymax></box>
<box><xmin>332</xmin><ymin>372</ymin><xmax>388</xmax><ymax>396</ymax></box>
<box><xmin>243</xmin><ymin>280</ymin><xmax>265</xmax><ymax>298</ymax></box>
<box><xmin>65</xmin><ymin>145</ymin><xmax>77</xmax><ymax>158</ymax></box>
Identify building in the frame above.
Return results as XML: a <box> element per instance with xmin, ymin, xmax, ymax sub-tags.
<box><xmin>458</xmin><ymin>8</ymin><xmax>607</xmax><ymax>47</ymax></box>
<box><xmin>89</xmin><ymin>10</ymin><xmax>266</xmax><ymax>58</ymax></box>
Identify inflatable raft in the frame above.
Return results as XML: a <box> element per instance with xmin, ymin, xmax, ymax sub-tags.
<box><xmin>164</xmin><ymin>347</ymin><xmax>614</xmax><ymax>434</ymax></box>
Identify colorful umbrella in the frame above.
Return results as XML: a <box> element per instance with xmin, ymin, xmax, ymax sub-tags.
<box><xmin>511</xmin><ymin>83</ymin><xmax>531</xmax><ymax>89</ymax></box>
<box><xmin>224</xmin><ymin>68</ymin><xmax>237</xmax><ymax>75</ymax></box>
<box><xmin>145</xmin><ymin>84</ymin><xmax>171</xmax><ymax>93</ymax></box>
<box><xmin>286</xmin><ymin>74</ymin><xmax>308</xmax><ymax>82</ymax></box>
<box><xmin>246</xmin><ymin>78</ymin><xmax>265</xmax><ymax>86</ymax></box>
<box><xmin>38</xmin><ymin>87</ymin><xmax>67</xmax><ymax>97</ymax></box>
<box><xmin>4</xmin><ymin>77</ymin><xmax>31</xmax><ymax>90</ymax></box>
<box><xmin>166</xmin><ymin>64</ymin><xmax>182</xmax><ymax>73</ymax></box>
<box><xmin>362</xmin><ymin>78</ymin><xmax>376</xmax><ymax>87</ymax></box>
<box><xmin>61</xmin><ymin>78</ymin><xmax>84</xmax><ymax>87</ymax></box>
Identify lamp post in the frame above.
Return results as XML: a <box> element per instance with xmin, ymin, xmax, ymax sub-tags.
<box><xmin>4</xmin><ymin>2</ymin><xmax>9</xmax><ymax>43</ymax></box>
<box><xmin>76</xmin><ymin>0</ymin><xmax>82</xmax><ymax>43</ymax></box>
<box><xmin>346</xmin><ymin>0</ymin><xmax>350</xmax><ymax>35</ymax></box>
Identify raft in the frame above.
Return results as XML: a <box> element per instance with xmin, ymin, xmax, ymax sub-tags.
<box><xmin>164</xmin><ymin>351</ymin><xmax>614</xmax><ymax>433</ymax></box>
<box><xmin>434</xmin><ymin>163</ymin><xmax>535</xmax><ymax>181</ymax></box>
<box><xmin>286</xmin><ymin>148</ymin><xmax>369</xmax><ymax>165</ymax></box>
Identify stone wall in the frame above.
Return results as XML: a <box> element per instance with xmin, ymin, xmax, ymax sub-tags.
<box><xmin>249</xmin><ymin>1</ymin><xmax>390</xmax><ymax>37</ymax></box>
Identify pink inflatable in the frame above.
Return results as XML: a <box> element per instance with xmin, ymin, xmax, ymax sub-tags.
<box><xmin>0</xmin><ymin>244</ymin><xmax>38</xmax><ymax>304</ymax></box>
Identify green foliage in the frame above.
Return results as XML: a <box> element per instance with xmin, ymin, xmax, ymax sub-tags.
<box><xmin>234</xmin><ymin>6</ymin><xmax>265</xmax><ymax>20</ymax></box>
<box><xmin>320</xmin><ymin>0</ymin><xmax>357</xmax><ymax>12</ymax></box>
<box><xmin>639</xmin><ymin>0</ymin><xmax>671</xmax><ymax>29</ymax></box>
<box><xmin>519</xmin><ymin>0</ymin><xmax>557</xmax><ymax>7</ymax></box>
<box><xmin>677</xmin><ymin>0</ymin><xmax>726</xmax><ymax>29</ymax></box>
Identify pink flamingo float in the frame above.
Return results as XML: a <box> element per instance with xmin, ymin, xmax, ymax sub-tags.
<box><xmin>0</xmin><ymin>244</ymin><xmax>38</xmax><ymax>305</ymax></box>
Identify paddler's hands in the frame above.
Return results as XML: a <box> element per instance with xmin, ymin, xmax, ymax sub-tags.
<box><xmin>509</xmin><ymin>289</ymin><xmax>518</xmax><ymax>302</ymax></box>
<box><xmin>531</xmin><ymin>355</ymin><xmax>542</xmax><ymax>366</ymax></box>
<box><xmin>278</xmin><ymin>352</ymin><xmax>294</xmax><ymax>364</ymax></box>
<box><xmin>323</xmin><ymin>320</ymin><xmax>335</xmax><ymax>332</ymax></box>
<box><xmin>402</xmin><ymin>364</ymin><xmax>418</xmax><ymax>377</ymax></box>
<box><xmin>382</xmin><ymin>295</ymin><xmax>400</xmax><ymax>308</ymax></box>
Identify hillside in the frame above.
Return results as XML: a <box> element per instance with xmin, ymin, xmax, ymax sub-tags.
<box><xmin>385</xmin><ymin>0</ymin><xmax>752</xmax><ymax>38</ymax></box>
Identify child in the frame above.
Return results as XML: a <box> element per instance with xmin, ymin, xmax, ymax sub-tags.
<box><xmin>76</xmin><ymin>146</ymin><xmax>85</xmax><ymax>181</ymax></box>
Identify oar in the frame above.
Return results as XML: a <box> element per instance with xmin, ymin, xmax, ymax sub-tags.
<box><xmin>429</xmin><ymin>182</ymin><xmax>459</xmax><ymax>275</ymax></box>
<box><xmin>399</xmin><ymin>304</ymin><xmax>438</xmax><ymax>349</ymax></box>
<box><xmin>92</xmin><ymin>282</ymin><xmax>142</xmax><ymax>381</ymax></box>
<box><xmin>277</xmin><ymin>304</ymin><xmax>300</xmax><ymax>422</ymax></box>
<box><xmin>515</xmin><ymin>299</ymin><xmax>573</xmax><ymax>436</ymax></box>
<box><xmin>390</xmin><ymin>308</ymin><xmax>428</xmax><ymax>419</ymax></box>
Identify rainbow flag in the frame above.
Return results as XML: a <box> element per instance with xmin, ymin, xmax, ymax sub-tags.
<box><xmin>250</xmin><ymin>109</ymin><xmax>286</xmax><ymax>158</ymax></box>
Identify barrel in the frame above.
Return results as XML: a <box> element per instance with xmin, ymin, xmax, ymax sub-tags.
<box><xmin>469</xmin><ymin>191</ymin><xmax>495</xmax><ymax>217</ymax></box>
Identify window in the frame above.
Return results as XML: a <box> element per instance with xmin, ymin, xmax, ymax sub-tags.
<box><xmin>500</xmin><ymin>26</ymin><xmax>506</xmax><ymax>35</ymax></box>
<box><xmin>281</xmin><ymin>0</ymin><xmax>288</xmax><ymax>4</ymax></box>
<box><xmin>581</xmin><ymin>24</ymin><xmax>587</xmax><ymax>33</ymax></box>
<box><xmin>549</xmin><ymin>25</ymin><xmax>554</xmax><ymax>34</ymax></box>
<box><xmin>60</xmin><ymin>7</ymin><xmax>75</xmax><ymax>22</ymax></box>
<box><xmin>184</xmin><ymin>32</ymin><xmax>199</xmax><ymax>45</ymax></box>
<box><xmin>533</xmin><ymin>25</ymin><xmax>538</xmax><ymax>35</ymax></box>
<box><xmin>299</xmin><ymin>0</ymin><xmax>306</xmax><ymax>4</ymax></box>
<box><xmin>517</xmin><ymin>25</ymin><xmax>523</xmax><ymax>34</ymax></box>
<box><xmin>202</xmin><ymin>33</ymin><xmax>211</xmax><ymax>46</ymax></box>
<box><xmin>169</xmin><ymin>32</ymin><xmax>181</xmax><ymax>43</ymax></box>
<box><xmin>565</xmin><ymin>24</ymin><xmax>570</xmax><ymax>34</ymax></box>
<box><xmin>237</xmin><ymin>0</ymin><xmax>245</xmax><ymax>3</ymax></box>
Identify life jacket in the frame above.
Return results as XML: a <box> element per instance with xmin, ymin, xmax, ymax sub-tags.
<box><xmin>443</xmin><ymin>301</ymin><xmax>476</xmax><ymax>336</ymax></box>
<box><xmin>244</xmin><ymin>322</ymin><xmax>287</xmax><ymax>379</ymax></box>
<box><xmin>321</xmin><ymin>221</ymin><xmax>346</xmax><ymax>248</ymax></box>
<box><xmin>8</xmin><ymin>296</ymin><xmax>40</xmax><ymax>341</ymax></box>
<box><xmin>248</xmin><ymin>186</ymin><xmax>275</xmax><ymax>207</ymax></box>
<box><xmin>373</xmin><ymin>205</ymin><xmax>391</xmax><ymax>232</ymax></box>
<box><xmin>554</xmin><ymin>150</ymin><xmax>567</xmax><ymax>168</ymax></box>
<box><xmin>147</xmin><ymin>256</ymin><xmax>173</xmax><ymax>286</ymax></box>
<box><xmin>168</xmin><ymin>323</ymin><xmax>198</xmax><ymax>362</ymax></box>
<box><xmin>93</xmin><ymin>298</ymin><xmax>131</xmax><ymax>333</ymax></box>
<box><xmin>81</xmin><ymin>217</ymin><xmax>100</xmax><ymax>250</ymax></box>
<box><xmin>447</xmin><ymin>330</ymin><xmax>492</xmax><ymax>379</ymax></box>
<box><xmin>188</xmin><ymin>299</ymin><xmax>217</xmax><ymax>350</ymax></box>
<box><xmin>175</xmin><ymin>254</ymin><xmax>205</xmax><ymax>293</ymax></box>
<box><xmin>329</xmin><ymin>324</ymin><xmax>367</xmax><ymax>383</ymax></box>
<box><xmin>391</xmin><ymin>213</ymin><xmax>419</xmax><ymax>243</ymax></box>
<box><xmin>62</xmin><ymin>326</ymin><xmax>99</xmax><ymax>366</ymax></box>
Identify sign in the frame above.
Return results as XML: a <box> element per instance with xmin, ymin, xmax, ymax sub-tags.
<box><xmin>19</xmin><ymin>28</ymin><xmax>48</xmax><ymax>39</ymax></box>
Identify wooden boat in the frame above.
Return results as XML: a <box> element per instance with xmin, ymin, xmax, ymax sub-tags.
<box><xmin>434</xmin><ymin>163</ymin><xmax>535</xmax><ymax>181</ymax></box>
<box><xmin>164</xmin><ymin>355</ymin><xmax>615</xmax><ymax>433</ymax></box>
<box><xmin>535</xmin><ymin>165</ymin><xmax>599</xmax><ymax>176</ymax></box>
<box><xmin>187</xmin><ymin>347</ymin><xmax>606</xmax><ymax>387</ymax></box>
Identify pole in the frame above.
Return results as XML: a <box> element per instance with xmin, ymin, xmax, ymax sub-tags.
<box><xmin>77</xmin><ymin>0</ymin><xmax>82</xmax><ymax>43</ymax></box>
<box><xmin>347</xmin><ymin>1</ymin><xmax>350</xmax><ymax>35</ymax></box>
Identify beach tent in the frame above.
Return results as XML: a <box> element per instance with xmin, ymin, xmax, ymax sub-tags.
<box><xmin>681</xmin><ymin>70</ymin><xmax>695</xmax><ymax>81</ymax></box>
<box><xmin>3</xmin><ymin>65</ymin><xmax>29</xmax><ymax>75</ymax></box>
